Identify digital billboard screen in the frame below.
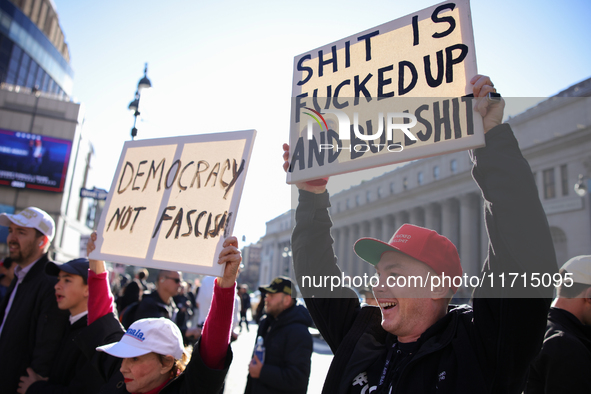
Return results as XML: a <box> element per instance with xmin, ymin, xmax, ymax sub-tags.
<box><xmin>0</xmin><ymin>129</ymin><xmax>73</xmax><ymax>192</ymax></box>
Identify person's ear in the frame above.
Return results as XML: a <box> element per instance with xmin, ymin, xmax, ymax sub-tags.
<box><xmin>38</xmin><ymin>236</ymin><xmax>48</xmax><ymax>249</ymax></box>
<box><xmin>284</xmin><ymin>293</ymin><xmax>293</xmax><ymax>307</ymax></box>
<box><xmin>159</xmin><ymin>355</ymin><xmax>175</xmax><ymax>375</ymax></box>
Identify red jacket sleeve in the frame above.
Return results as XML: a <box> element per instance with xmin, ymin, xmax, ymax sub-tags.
<box><xmin>199</xmin><ymin>278</ymin><xmax>235</xmax><ymax>369</ymax></box>
<box><xmin>88</xmin><ymin>270</ymin><xmax>114</xmax><ymax>325</ymax></box>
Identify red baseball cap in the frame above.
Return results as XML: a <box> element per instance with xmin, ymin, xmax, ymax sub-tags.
<box><xmin>354</xmin><ymin>224</ymin><xmax>462</xmax><ymax>293</ymax></box>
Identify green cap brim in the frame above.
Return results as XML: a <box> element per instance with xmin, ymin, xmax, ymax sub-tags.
<box><xmin>354</xmin><ymin>238</ymin><xmax>404</xmax><ymax>266</ymax></box>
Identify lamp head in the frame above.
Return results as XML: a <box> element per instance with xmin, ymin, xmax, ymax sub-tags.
<box><xmin>137</xmin><ymin>63</ymin><xmax>152</xmax><ymax>92</ymax></box>
<box><xmin>575</xmin><ymin>174</ymin><xmax>587</xmax><ymax>197</ymax></box>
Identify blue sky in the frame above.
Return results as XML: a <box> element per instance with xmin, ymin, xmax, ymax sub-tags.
<box><xmin>53</xmin><ymin>0</ymin><xmax>591</xmax><ymax>244</ymax></box>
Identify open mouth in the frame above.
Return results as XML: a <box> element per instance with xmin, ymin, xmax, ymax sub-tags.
<box><xmin>380</xmin><ymin>302</ymin><xmax>398</xmax><ymax>310</ymax></box>
<box><xmin>56</xmin><ymin>295</ymin><xmax>64</xmax><ymax>302</ymax></box>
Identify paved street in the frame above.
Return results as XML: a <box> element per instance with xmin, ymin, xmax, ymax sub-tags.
<box><xmin>222</xmin><ymin>322</ymin><xmax>333</xmax><ymax>394</ymax></box>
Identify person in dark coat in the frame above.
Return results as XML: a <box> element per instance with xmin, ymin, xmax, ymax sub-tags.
<box><xmin>173</xmin><ymin>281</ymin><xmax>194</xmax><ymax>345</ymax></box>
<box><xmin>18</xmin><ymin>258</ymin><xmax>123</xmax><ymax>394</ymax></box>
<box><xmin>525</xmin><ymin>255</ymin><xmax>591</xmax><ymax>393</ymax></box>
<box><xmin>115</xmin><ymin>280</ymin><xmax>142</xmax><ymax>317</ymax></box>
<box><xmin>245</xmin><ymin>277</ymin><xmax>313</xmax><ymax>394</ymax></box>
<box><xmin>134</xmin><ymin>270</ymin><xmax>182</xmax><ymax>322</ymax></box>
<box><xmin>285</xmin><ymin>75</ymin><xmax>557</xmax><ymax>393</ymax></box>
<box><xmin>0</xmin><ymin>207</ymin><xmax>69</xmax><ymax>394</ymax></box>
<box><xmin>254</xmin><ymin>291</ymin><xmax>266</xmax><ymax>324</ymax></box>
<box><xmin>131</xmin><ymin>270</ymin><xmax>200</xmax><ymax>340</ymax></box>
<box><xmin>239</xmin><ymin>284</ymin><xmax>251</xmax><ymax>332</ymax></box>
<box><xmin>135</xmin><ymin>268</ymin><xmax>151</xmax><ymax>292</ymax></box>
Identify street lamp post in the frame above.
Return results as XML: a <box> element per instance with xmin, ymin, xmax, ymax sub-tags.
<box><xmin>128</xmin><ymin>63</ymin><xmax>152</xmax><ymax>140</ymax></box>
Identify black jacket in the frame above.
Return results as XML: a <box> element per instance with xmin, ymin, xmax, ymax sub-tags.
<box><xmin>28</xmin><ymin>312</ymin><xmax>125</xmax><ymax>394</ymax></box>
<box><xmin>0</xmin><ymin>254</ymin><xmax>69</xmax><ymax>394</ymax></box>
<box><xmin>245</xmin><ymin>304</ymin><xmax>314</xmax><ymax>394</ymax></box>
<box><xmin>134</xmin><ymin>290</ymin><xmax>178</xmax><ymax>322</ymax></box>
<box><xmin>525</xmin><ymin>307</ymin><xmax>591</xmax><ymax>393</ymax></box>
<box><xmin>292</xmin><ymin>125</ymin><xmax>557</xmax><ymax>393</ymax></box>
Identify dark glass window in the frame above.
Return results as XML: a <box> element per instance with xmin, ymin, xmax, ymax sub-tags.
<box><xmin>39</xmin><ymin>71</ymin><xmax>48</xmax><ymax>91</ymax></box>
<box><xmin>6</xmin><ymin>45</ymin><xmax>22</xmax><ymax>85</ymax></box>
<box><xmin>417</xmin><ymin>172</ymin><xmax>424</xmax><ymax>185</ymax></box>
<box><xmin>403</xmin><ymin>177</ymin><xmax>408</xmax><ymax>190</ymax></box>
<box><xmin>543</xmin><ymin>168</ymin><xmax>555</xmax><ymax>199</ymax></box>
<box><xmin>16</xmin><ymin>51</ymin><xmax>30</xmax><ymax>86</ymax></box>
<box><xmin>47</xmin><ymin>77</ymin><xmax>55</xmax><ymax>93</ymax></box>
<box><xmin>433</xmin><ymin>166</ymin><xmax>440</xmax><ymax>180</ymax></box>
<box><xmin>0</xmin><ymin>35</ymin><xmax>12</xmax><ymax>81</ymax></box>
<box><xmin>26</xmin><ymin>61</ymin><xmax>38</xmax><ymax>88</ymax></box>
<box><xmin>34</xmin><ymin>65</ymin><xmax>44</xmax><ymax>89</ymax></box>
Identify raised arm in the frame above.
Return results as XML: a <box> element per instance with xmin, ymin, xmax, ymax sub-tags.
<box><xmin>86</xmin><ymin>232</ymin><xmax>114</xmax><ymax>325</ymax></box>
<box><xmin>285</xmin><ymin>143</ymin><xmax>371</xmax><ymax>354</ymax></box>
<box><xmin>199</xmin><ymin>236</ymin><xmax>241</xmax><ymax>369</ymax></box>
<box><xmin>467</xmin><ymin>76</ymin><xmax>556</xmax><ymax>391</ymax></box>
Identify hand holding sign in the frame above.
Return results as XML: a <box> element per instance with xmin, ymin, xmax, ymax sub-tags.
<box><xmin>283</xmin><ymin>143</ymin><xmax>327</xmax><ymax>194</ymax></box>
<box><xmin>87</xmin><ymin>231</ymin><xmax>107</xmax><ymax>275</ymax></box>
<box><xmin>470</xmin><ymin>74</ymin><xmax>505</xmax><ymax>133</ymax></box>
<box><xmin>217</xmin><ymin>236</ymin><xmax>242</xmax><ymax>288</ymax></box>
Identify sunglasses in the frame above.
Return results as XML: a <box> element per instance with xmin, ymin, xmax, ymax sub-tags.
<box><xmin>165</xmin><ymin>277</ymin><xmax>181</xmax><ymax>284</ymax></box>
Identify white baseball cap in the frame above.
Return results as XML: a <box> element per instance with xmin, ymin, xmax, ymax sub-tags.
<box><xmin>561</xmin><ymin>255</ymin><xmax>591</xmax><ymax>286</ymax></box>
<box><xmin>97</xmin><ymin>318</ymin><xmax>184</xmax><ymax>359</ymax></box>
<box><xmin>0</xmin><ymin>207</ymin><xmax>55</xmax><ymax>242</ymax></box>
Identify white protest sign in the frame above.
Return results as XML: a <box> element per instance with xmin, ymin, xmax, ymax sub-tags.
<box><xmin>287</xmin><ymin>0</ymin><xmax>484</xmax><ymax>183</ymax></box>
<box><xmin>90</xmin><ymin>130</ymin><xmax>256</xmax><ymax>276</ymax></box>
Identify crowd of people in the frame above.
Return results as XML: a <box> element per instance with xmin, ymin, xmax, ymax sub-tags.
<box><xmin>0</xmin><ymin>74</ymin><xmax>589</xmax><ymax>394</ymax></box>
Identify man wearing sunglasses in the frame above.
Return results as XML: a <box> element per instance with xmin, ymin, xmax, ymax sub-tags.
<box><xmin>133</xmin><ymin>270</ymin><xmax>182</xmax><ymax>322</ymax></box>
<box><xmin>130</xmin><ymin>270</ymin><xmax>200</xmax><ymax>340</ymax></box>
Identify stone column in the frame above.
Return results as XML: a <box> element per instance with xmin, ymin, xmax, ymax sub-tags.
<box><xmin>409</xmin><ymin>207</ymin><xmax>421</xmax><ymax>226</ymax></box>
<box><xmin>271</xmin><ymin>241</ymin><xmax>281</xmax><ymax>279</ymax></box>
<box><xmin>380</xmin><ymin>215</ymin><xmax>389</xmax><ymax>241</ymax></box>
<box><xmin>371</xmin><ymin>218</ymin><xmax>381</xmax><ymax>239</ymax></box>
<box><xmin>397</xmin><ymin>211</ymin><xmax>410</xmax><ymax>227</ymax></box>
<box><xmin>424</xmin><ymin>203</ymin><xmax>441</xmax><ymax>234</ymax></box>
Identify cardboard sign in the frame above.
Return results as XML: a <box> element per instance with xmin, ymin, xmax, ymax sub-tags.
<box><xmin>287</xmin><ymin>0</ymin><xmax>484</xmax><ymax>183</ymax></box>
<box><xmin>89</xmin><ymin>130</ymin><xmax>256</xmax><ymax>276</ymax></box>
